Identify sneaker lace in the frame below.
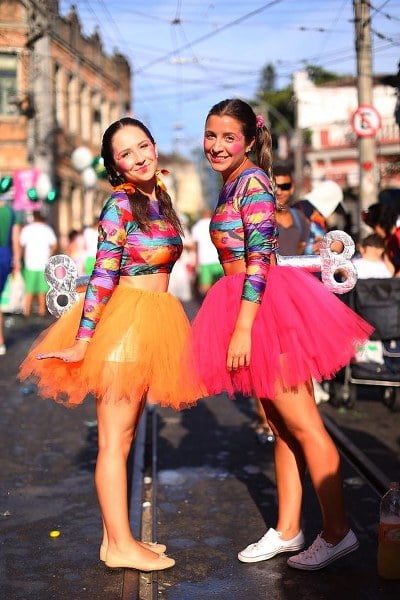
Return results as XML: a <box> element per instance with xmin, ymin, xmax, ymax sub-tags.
<box><xmin>298</xmin><ymin>534</ymin><xmax>329</xmax><ymax>559</ymax></box>
<box><xmin>252</xmin><ymin>529</ymin><xmax>276</xmax><ymax>550</ymax></box>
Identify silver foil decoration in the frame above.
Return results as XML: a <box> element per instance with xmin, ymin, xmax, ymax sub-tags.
<box><xmin>277</xmin><ymin>230</ymin><xmax>357</xmax><ymax>294</ymax></box>
<box><xmin>45</xmin><ymin>255</ymin><xmax>90</xmax><ymax>317</ymax></box>
<box><xmin>46</xmin><ymin>230</ymin><xmax>357</xmax><ymax>317</ymax></box>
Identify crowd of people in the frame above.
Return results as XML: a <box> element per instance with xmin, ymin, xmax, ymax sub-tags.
<box><xmin>1</xmin><ymin>166</ymin><xmax>399</xmax><ymax>332</ymax></box>
<box><xmin>0</xmin><ymin>99</ymin><xmax>399</xmax><ymax>578</ymax></box>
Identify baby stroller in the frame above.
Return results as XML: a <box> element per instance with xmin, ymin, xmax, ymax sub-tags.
<box><xmin>329</xmin><ymin>277</ymin><xmax>400</xmax><ymax>412</ymax></box>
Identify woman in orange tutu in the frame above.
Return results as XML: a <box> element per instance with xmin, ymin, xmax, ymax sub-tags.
<box><xmin>19</xmin><ymin>118</ymin><xmax>203</xmax><ymax>571</ymax></box>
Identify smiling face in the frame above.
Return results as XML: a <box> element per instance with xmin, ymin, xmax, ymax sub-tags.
<box><xmin>111</xmin><ymin>125</ymin><xmax>158</xmax><ymax>190</ymax></box>
<box><xmin>203</xmin><ymin>114</ymin><xmax>254</xmax><ymax>182</ymax></box>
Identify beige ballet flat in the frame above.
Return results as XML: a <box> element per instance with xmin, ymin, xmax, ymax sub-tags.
<box><xmin>105</xmin><ymin>550</ymin><xmax>175</xmax><ymax>571</ymax></box>
<box><xmin>100</xmin><ymin>542</ymin><xmax>167</xmax><ymax>562</ymax></box>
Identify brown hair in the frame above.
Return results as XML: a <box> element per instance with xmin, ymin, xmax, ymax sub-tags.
<box><xmin>205</xmin><ymin>99</ymin><xmax>273</xmax><ymax>180</ymax></box>
<box><xmin>360</xmin><ymin>233</ymin><xmax>386</xmax><ymax>249</ymax></box>
<box><xmin>101</xmin><ymin>117</ymin><xmax>182</xmax><ymax>234</ymax></box>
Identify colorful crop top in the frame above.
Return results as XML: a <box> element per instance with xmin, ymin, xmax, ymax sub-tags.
<box><xmin>210</xmin><ymin>167</ymin><xmax>278</xmax><ymax>304</ymax></box>
<box><xmin>76</xmin><ymin>190</ymin><xmax>183</xmax><ymax>340</ymax></box>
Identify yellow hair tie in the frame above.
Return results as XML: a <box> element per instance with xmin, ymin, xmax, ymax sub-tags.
<box><xmin>113</xmin><ymin>182</ymin><xmax>136</xmax><ymax>195</ymax></box>
<box><xmin>156</xmin><ymin>169</ymin><xmax>170</xmax><ymax>192</ymax></box>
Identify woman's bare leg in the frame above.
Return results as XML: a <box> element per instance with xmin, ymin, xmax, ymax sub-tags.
<box><xmin>38</xmin><ymin>292</ymin><xmax>47</xmax><ymax>316</ymax></box>
<box><xmin>24</xmin><ymin>292</ymin><xmax>33</xmax><ymax>317</ymax></box>
<box><xmin>261</xmin><ymin>398</ymin><xmax>305</xmax><ymax>539</ymax></box>
<box><xmin>269</xmin><ymin>380</ymin><xmax>348</xmax><ymax>543</ymax></box>
<box><xmin>95</xmin><ymin>396</ymin><xmax>159</xmax><ymax>562</ymax></box>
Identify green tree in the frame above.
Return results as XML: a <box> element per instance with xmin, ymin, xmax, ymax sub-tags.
<box><xmin>254</xmin><ymin>63</ymin><xmax>340</xmax><ymax>140</ymax></box>
<box><xmin>305</xmin><ymin>64</ymin><xmax>340</xmax><ymax>85</ymax></box>
<box><xmin>259</xmin><ymin>63</ymin><xmax>276</xmax><ymax>92</ymax></box>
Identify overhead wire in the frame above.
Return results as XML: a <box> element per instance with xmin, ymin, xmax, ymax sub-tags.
<box><xmin>367</xmin><ymin>0</ymin><xmax>400</xmax><ymax>20</ymax></box>
<box><xmin>135</xmin><ymin>0</ymin><xmax>284</xmax><ymax>74</ymax></box>
<box><xmin>58</xmin><ymin>1</ymin><xmax>397</xmax><ymax>75</ymax></box>
<box><xmin>86</xmin><ymin>0</ymin><xmax>178</xmax><ymax>131</ymax></box>
<box><xmin>9</xmin><ymin>1</ymin><xmax>398</xmax><ymax>151</ymax></box>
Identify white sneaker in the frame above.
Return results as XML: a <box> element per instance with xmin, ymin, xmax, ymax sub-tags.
<box><xmin>238</xmin><ymin>528</ymin><xmax>305</xmax><ymax>563</ymax></box>
<box><xmin>312</xmin><ymin>379</ymin><xmax>330</xmax><ymax>405</ymax></box>
<box><xmin>287</xmin><ymin>529</ymin><xmax>359</xmax><ymax>570</ymax></box>
<box><xmin>0</xmin><ymin>344</ymin><xmax>6</xmax><ymax>356</ymax></box>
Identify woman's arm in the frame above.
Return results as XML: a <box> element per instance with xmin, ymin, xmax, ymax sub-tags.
<box><xmin>37</xmin><ymin>195</ymin><xmax>127</xmax><ymax>362</ymax></box>
<box><xmin>11</xmin><ymin>222</ymin><xmax>21</xmax><ymax>272</ymax></box>
<box><xmin>227</xmin><ymin>300</ymin><xmax>260</xmax><ymax>370</ymax></box>
<box><xmin>227</xmin><ymin>174</ymin><xmax>277</xmax><ymax>371</ymax></box>
<box><xmin>75</xmin><ymin>195</ymin><xmax>126</xmax><ymax>341</ymax></box>
<box><xmin>37</xmin><ymin>338</ymin><xmax>90</xmax><ymax>362</ymax></box>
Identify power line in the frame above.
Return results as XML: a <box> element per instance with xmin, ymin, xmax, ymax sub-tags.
<box><xmin>135</xmin><ymin>0</ymin><xmax>283</xmax><ymax>73</ymax></box>
<box><xmin>366</xmin><ymin>0</ymin><xmax>400</xmax><ymax>20</ymax></box>
<box><xmin>371</xmin><ymin>27</ymin><xmax>400</xmax><ymax>45</ymax></box>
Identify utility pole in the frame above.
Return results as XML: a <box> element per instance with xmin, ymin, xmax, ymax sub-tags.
<box><xmin>293</xmin><ymin>94</ymin><xmax>303</xmax><ymax>200</ymax></box>
<box><xmin>353</xmin><ymin>0</ymin><xmax>378</xmax><ymax>225</ymax></box>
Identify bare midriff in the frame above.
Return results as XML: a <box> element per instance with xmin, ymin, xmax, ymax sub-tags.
<box><xmin>222</xmin><ymin>254</ymin><xmax>276</xmax><ymax>277</ymax></box>
<box><xmin>222</xmin><ymin>259</ymin><xmax>246</xmax><ymax>276</ymax></box>
<box><xmin>118</xmin><ymin>273</ymin><xmax>170</xmax><ymax>292</ymax></box>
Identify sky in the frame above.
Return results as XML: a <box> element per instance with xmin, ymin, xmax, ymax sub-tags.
<box><xmin>59</xmin><ymin>0</ymin><xmax>400</xmax><ymax>157</ymax></box>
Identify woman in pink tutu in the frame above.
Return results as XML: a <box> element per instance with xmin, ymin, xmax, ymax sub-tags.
<box><xmin>19</xmin><ymin>118</ymin><xmax>205</xmax><ymax>572</ymax></box>
<box><xmin>191</xmin><ymin>99</ymin><xmax>373</xmax><ymax>571</ymax></box>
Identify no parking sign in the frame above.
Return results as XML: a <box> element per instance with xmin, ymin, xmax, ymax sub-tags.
<box><xmin>351</xmin><ymin>104</ymin><xmax>382</xmax><ymax>138</ymax></box>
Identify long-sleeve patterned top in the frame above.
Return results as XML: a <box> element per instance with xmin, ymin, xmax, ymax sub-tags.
<box><xmin>76</xmin><ymin>190</ymin><xmax>183</xmax><ymax>340</ymax></box>
<box><xmin>210</xmin><ymin>167</ymin><xmax>278</xmax><ymax>303</ymax></box>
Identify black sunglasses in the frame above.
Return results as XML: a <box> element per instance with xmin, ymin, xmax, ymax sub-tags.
<box><xmin>275</xmin><ymin>182</ymin><xmax>292</xmax><ymax>191</ymax></box>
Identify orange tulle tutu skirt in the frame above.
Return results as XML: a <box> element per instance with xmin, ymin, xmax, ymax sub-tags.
<box><xmin>19</xmin><ymin>285</ymin><xmax>205</xmax><ymax>409</ymax></box>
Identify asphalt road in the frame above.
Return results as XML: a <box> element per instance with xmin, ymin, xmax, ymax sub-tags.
<box><xmin>0</xmin><ymin>311</ymin><xmax>399</xmax><ymax>599</ymax></box>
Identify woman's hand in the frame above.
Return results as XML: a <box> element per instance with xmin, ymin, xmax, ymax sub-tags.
<box><xmin>36</xmin><ymin>339</ymin><xmax>89</xmax><ymax>363</ymax></box>
<box><xmin>227</xmin><ymin>326</ymin><xmax>251</xmax><ymax>371</ymax></box>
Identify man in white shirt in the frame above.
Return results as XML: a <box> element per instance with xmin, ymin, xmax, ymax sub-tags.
<box><xmin>191</xmin><ymin>207</ymin><xmax>223</xmax><ymax>296</ymax></box>
<box><xmin>20</xmin><ymin>211</ymin><xmax>57</xmax><ymax>316</ymax></box>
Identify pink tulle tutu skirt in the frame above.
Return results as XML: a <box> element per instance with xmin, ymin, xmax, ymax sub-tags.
<box><xmin>190</xmin><ymin>267</ymin><xmax>373</xmax><ymax>399</ymax></box>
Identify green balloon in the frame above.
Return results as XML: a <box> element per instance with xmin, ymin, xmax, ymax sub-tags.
<box><xmin>46</xmin><ymin>189</ymin><xmax>58</xmax><ymax>203</ymax></box>
<box><xmin>0</xmin><ymin>176</ymin><xmax>13</xmax><ymax>193</ymax></box>
<box><xmin>93</xmin><ymin>156</ymin><xmax>107</xmax><ymax>178</ymax></box>
<box><xmin>27</xmin><ymin>187</ymin><xmax>38</xmax><ymax>202</ymax></box>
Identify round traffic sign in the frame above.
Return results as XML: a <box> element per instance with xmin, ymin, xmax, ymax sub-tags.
<box><xmin>351</xmin><ymin>104</ymin><xmax>382</xmax><ymax>138</ymax></box>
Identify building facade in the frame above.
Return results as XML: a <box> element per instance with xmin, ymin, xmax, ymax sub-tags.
<box><xmin>0</xmin><ymin>0</ymin><xmax>131</xmax><ymax>244</ymax></box>
<box><xmin>293</xmin><ymin>70</ymin><xmax>399</xmax><ymax>192</ymax></box>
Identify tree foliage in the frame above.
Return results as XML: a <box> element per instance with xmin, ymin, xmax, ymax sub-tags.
<box><xmin>254</xmin><ymin>63</ymin><xmax>340</xmax><ymax>139</ymax></box>
<box><xmin>255</xmin><ymin>63</ymin><xmax>294</xmax><ymax>136</ymax></box>
<box><xmin>305</xmin><ymin>64</ymin><xmax>340</xmax><ymax>84</ymax></box>
<box><xmin>259</xmin><ymin>63</ymin><xmax>276</xmax><ymax>92</ymax></box>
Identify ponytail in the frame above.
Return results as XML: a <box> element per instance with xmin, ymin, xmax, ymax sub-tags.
<box><xmin>253</xmin><ymin>124</ymin><xmax>273</xmax><ymax>182</ymax></box>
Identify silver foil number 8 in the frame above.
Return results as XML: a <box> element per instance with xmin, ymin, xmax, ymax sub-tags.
<box><xmin>46</xmin><ymin>230</ymin><xmax>357</xmax><ymax>318</ymax></box>
<box><xmin>45</xmin><ymin>255</ymin><xmax>89</xmax><ymax>317</ymax></box>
